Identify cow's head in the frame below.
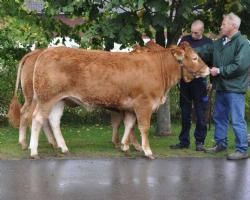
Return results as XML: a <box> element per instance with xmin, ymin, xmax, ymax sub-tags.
<box><xmin>171</xmin><ymin>42</ymin><xmax>210</xmax><ymax>82</ymax></box>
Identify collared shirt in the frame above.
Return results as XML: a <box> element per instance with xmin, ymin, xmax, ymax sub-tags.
<box><xmin>222</xmin><ymin>37</ymin><xmax>231</xmax><ymax>45</ymax></box>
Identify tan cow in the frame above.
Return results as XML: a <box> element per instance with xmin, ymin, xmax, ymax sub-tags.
<box><xmin>111</xmin><ymin>40</ymin><xmax>165</xmax><ymax>148</ymax></box>
<box><xmin>29</xmin><ymin>42</ymin><xmax>209</xmax><ymax>159</ymax></box>
<box><xmin>8</xmin><ymin>41</ymin><xmax>163</xmax><ymax>152</ymax></box>
<box><xmin>8</xmin><ymin>47</ymin><xmax>148</xmax><ymax>152</ymax></box>
<box><xmin>8</xmin><ymin>49</ymin><xmax>58</xmax><ymax>149</ymax></box>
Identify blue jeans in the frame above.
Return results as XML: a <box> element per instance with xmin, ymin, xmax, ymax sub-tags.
<box><xmin>213</xmin><ymin>91</ymin><xmax>248</xmax><ymax>152</ymax></box>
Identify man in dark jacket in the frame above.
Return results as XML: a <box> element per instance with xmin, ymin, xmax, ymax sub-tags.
<box><xmin>202</xmin><ymin>13</ymin><xmax>250</xmax><ymax>160</ymax></box>
<box><xmin>170</xmin><ymin>20</ymin><xmax>212</xmax><ymax>151</ymax></box>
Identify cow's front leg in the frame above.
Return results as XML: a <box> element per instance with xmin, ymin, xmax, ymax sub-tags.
<box><xmin>121</xmin><ymin>112</ymin><xmax>136</xmax><ymax>152</ymax></box>
<box><xmin>128</xmin><ymin>128</ymin><xmax>142</xmax><ymax>151</ymax></box>
<box><xmin>135</xmin><ymin>107</ymin><xmax>154</xmax><ymax>159</ymax></box>
<box><xmin>48</xmin><ymin>101</ymin><xmax>68</xmax><ymax>154</ymax></box>
<box><xmin>111</xmin><ymin>111</ymin><xmax>123</xmax><ymax>148</ymax></box>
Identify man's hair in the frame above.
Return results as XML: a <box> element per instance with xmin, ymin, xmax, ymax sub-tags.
<box><xmin>223</xmin><ymin>12</ymin><xmax>241</xmax><ymax>29</ymax></box>
<box><xmin>191</xmin><ymin>20</ymin><xmax>204</xmax><ymax>30</ymax></box>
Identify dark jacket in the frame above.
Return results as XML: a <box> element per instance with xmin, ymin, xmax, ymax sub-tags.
<box><xmin>181</xmin><ymin>35</ymin><xmax>213</xmax><ymax>66</ymax></box>
<box><xmin>197</xmin><ymin>32</ymin><xmax>250</xmax><ymax>93</ymax></box>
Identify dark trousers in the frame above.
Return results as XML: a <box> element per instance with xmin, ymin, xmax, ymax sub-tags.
<box><xmin>179</xmin><ymin>78</ymin><xmax>208</xmax><ymax>146</ymax></box>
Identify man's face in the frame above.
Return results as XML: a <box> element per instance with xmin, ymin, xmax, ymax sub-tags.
<box><xmin>220</xmin><ymin>18</ymin><xmax>234</xmax><ymax>37</ymax></box>
<box><xmin>191</xmin><ymin>25</ymin><xmax>203</xmax><ymax>40</ymax></box>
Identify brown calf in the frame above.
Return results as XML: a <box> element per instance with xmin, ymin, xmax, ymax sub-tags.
<box><xmin>29</xmin><ymin>42</ymin><xmax>209</xmax><ymax>159</ymax></box>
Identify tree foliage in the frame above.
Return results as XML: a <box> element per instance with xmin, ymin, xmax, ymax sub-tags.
<box><xmin>1</xmin><ymin>0</ymin><xmax>250</xmax><ymax>120</ymax></box>
<box><xmin>1</xmin><ymin>0</ymin><xmax>249</xmax><ymax>49</ymax></box>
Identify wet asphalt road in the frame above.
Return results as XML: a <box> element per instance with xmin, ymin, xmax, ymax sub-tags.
<box><xmin>0</xmin><ymin>158</ymin><xmax>250</xmax><ymax>200</ymax></box>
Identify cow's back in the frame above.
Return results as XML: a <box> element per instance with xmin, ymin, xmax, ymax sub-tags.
<box><xmin>21</xmin><ymin>49</ymin><xmax>44</xmax><ymax>103</ymax></box>
<box><xmin>34</xmin><ymin>47</ymin><xmax>165</xmax><ymax>109</ymax></box>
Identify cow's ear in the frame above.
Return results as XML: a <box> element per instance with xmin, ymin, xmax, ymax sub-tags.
<box><xmin>171</xmin><ymin>48</ymin><xmax>185</xmax><ymax>62</ymax></box>
<box><xmin>178</xmin><ymin>41</ymin><xmax>191</xmax><ymax>49</ymax></box>
<box><xmin>133</xmin><ymin>44</ymin><xmax>143</xmax><ymax>53</ymax></box>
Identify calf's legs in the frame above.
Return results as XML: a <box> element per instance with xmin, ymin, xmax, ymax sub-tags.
<box><xmin>135</xmin><ymin>106</ymin><xmax>154</xmax><ymax>159</ymax></box>
<box><xmin>29</xmin><ymin>100</ymin><xmax>68</xmax><ymax>158</ymax></box>
<box><xmin>111</xmin><ymin>111</ymin><xmax>142</xmax><ymax>151</ymax></box>
<box><xmin>121</xmin><ymin>112</ymin><xmax>137</xmax><ymax>152</ymax></box>
<box><xmin>29</xmin><ymin>105</ymin><xmax>44</xmax><ymax>158</ymax></box>
<box><xmin>19</xmin><ymin>102</ymin><xmax>57</xmax><ymax>150</ymax></box>
<box><xmin>48</xmin><ymin>101</ymin><xmax>68</xmax><ymax>153</ymax></box>
<box><xmin>111</xmin><ymin>111</ymin><xmax>123</xmax><ymax>148</ymax></box>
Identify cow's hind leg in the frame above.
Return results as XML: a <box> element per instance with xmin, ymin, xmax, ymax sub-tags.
<box><xmin>111</xmin><ymin>111</ymin><xmax>123</xmax><ymax>148</ymax></box>
<box><xmin>121</xmin><ymin>112</ymin><xmax>136</xmax><ymax>152</ymax></box>
<box><xmin>48</xmin><ymin>101</ymin><xmax>69</xmax><ymax>154</ymax></box>
<box><xmin>129</xmin><ymin>128</ymin><xmax>142</xmax><ymax>152</ymax></box>
<box><xmin>29</xmin><ymin>105</ymin><xmax>44</xmax><ymax>159</ymax></box>
<box><xmin>19</xmin><ymin>103</ymin><xmax>31</xmax><ymax>149</ymax></box>
<box><xmin>19</xmin><ymin>117</ymin><xmax>28</xmax><ymax>150</ymax></box>
<box><xmin>42</xmin><ymin>120</ymin><xmax>58</xmax><ymax>149</ymax></box>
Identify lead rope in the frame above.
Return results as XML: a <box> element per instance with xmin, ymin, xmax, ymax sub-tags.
<box><xmin>159</xmin><ymin>53</ymin><xmax>166</xmax><ymax>93</ymax></box>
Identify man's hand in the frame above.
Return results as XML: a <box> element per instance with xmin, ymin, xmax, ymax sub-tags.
<box><xmin>210</xmin><ymin>67</ymin><xmax>220</xmax><ymax>76</ymax></box>
<box><xmin>207</xmin><ymin>83</ymin><xmax>213</xmax><ymax>92</ymax></box>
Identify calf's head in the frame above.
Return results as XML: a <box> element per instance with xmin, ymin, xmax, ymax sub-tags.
<box><xmin>171</xmin><ymin>42</ymin><xmax>210</xmax><ymax>82</ymax></box>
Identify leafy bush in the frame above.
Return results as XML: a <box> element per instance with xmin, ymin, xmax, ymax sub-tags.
<box><xmin>0</xmin><ymin>29</ymin><xmax>29</xmax><ymax>122</ymax></box>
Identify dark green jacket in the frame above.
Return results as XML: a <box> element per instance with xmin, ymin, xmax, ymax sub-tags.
<box><xmin>197</xmin><ymin>32</ymin><xmax>250</xmax><ymax>93</ymax></box>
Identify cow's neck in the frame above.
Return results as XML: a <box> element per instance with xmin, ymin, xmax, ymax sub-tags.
<box><xmin>160</xmin><ymin>51</ymin><xmax>182</xmax><ymax>91</ymax></box>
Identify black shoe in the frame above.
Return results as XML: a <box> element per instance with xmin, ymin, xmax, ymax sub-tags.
<box><xmin>170</xmin><ymin>143</ymin><xmax>189</xmax><ymax>149</ymax></box>
<box><xmin>196</xmin><ymin>143</ymin><xmax>206</xmax><ymax>151</ymax></box>
<box><xmin>227</xmin><ymin>151</ymin><xmax>248</xmax><ymax>160</ymax></box>
<box><xmin>205</xmin><ymin>144</ymin><xmax>227</xmax><ymax>153</ymax></box>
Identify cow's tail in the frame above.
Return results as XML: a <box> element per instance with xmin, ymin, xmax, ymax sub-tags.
<box><xmin>7</xmin><ymin>58</ymin><xmax>24</xmax><ymax>128</ymax></box>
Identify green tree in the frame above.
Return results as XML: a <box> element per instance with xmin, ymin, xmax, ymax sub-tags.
<box><xmin>1</xmin><ymin>0</ymin><xmax>249</xmax><ymax>129</ymax></box>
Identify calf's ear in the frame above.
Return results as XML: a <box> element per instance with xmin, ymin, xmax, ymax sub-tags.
<box><xmin>171</xmin><ymin>48</ymin><xmax>185</xmax><ymax>62</ymax></box>
<box><xmin>178</xmin><ymin>41</ymin><xmax>191</xmax><ymax>49</ymax></box>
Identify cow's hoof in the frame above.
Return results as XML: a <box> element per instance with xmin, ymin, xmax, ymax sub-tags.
<box><xmin>121</xmin><ymin>144</ymin><xmax>130</xmax><ymax>152</ymax></box>
<box><xmin>133</xmin><ymin>144</ymin><xmax>143</xmax><ymax>152</ymax></box>
<box><xmin>20</xmin><ymin>142</ymin><xmax>28</xmax><ymax>150</ymax></box>
<box><xmin>50</xmin><ymin>144</ymin><xmax>58</xmax><ymax>149</ymax></box>
<box><xmin>124</xmin><ymin>150</ymin><xmax>130</xmax><ymax>157</ymax></box>
<box><xmin>30</xmin><ymin>154</ymin><xmax>40</xmax><ymax>159</ymax></box>
<box><xmin>112</xmin><ymin>142</ymin><xmax>120</xmax><ymax>149</ymax></box>
<box><xmin>50</xmin><ymin>142</ymin><xmax>58</xmax><ymax>149</ymax></box>
<box><xmin>57</xmin><ymin>152</ymin><xmax>71</xmax><ymax>157</ymax></box>
<box><xmin>147</xmin><ymin>155</ymin><xmax>156</xmax><ymax>160</ymax></box>
<box><xmin>62</xmin><ymin>149</ymin><xmax>70</xmax><ymax>155</ymax></box>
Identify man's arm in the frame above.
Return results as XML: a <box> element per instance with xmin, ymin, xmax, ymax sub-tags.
<box><xmin>217</xmin><ymin>42</ymin><xmax>250</xmax><ymax>78</ymax></box>
<box><xmin>195</xmin><ymin>43</ymin><xmax>214</xmax><ymax>65</ymax></box>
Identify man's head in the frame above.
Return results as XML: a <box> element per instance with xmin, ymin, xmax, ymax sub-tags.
<box><xmin>220</xmin><ymin>12</ymin><xmax>241</xmax><ymax>38</ymax></box>
<box><xmin>191</xmin><ymin>20</ymin><xmax>204</xmax><ymax>40</ymax></box>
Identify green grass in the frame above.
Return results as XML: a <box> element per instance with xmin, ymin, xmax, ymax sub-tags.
<box><xmin>0</xmin><ymin>122</ymin><xmax>248</xmax><ymax>160</ymax></box>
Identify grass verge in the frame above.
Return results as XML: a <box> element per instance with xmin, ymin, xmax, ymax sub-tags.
<box><xmin>0</xmin><ymin>122</ymin><xmax>248</xmax><ymax>160</ymax></box>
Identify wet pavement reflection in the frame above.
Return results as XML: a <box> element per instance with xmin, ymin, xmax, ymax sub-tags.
<box><xmin>0</xmin><ymin>158</ymin><xmax>250</xmax><ymax>200</ymax></box>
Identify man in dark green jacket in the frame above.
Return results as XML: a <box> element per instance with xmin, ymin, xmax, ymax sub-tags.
<box><xmin>199</xmin><ymin>12</ymin><xmax>250</xmax><ymax>160</ymax></box>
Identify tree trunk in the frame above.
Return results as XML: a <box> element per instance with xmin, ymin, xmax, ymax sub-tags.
<box><xmin>155</xmin><ymin>27</ymin><xmax>172</xmax><ymax>136</ymax></box>
<box><xmin>156</xmin><ymin>97</ymin><xmax>172</xmax><ymax>136</ymax></box>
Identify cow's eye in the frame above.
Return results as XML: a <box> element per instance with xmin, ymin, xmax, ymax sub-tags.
<box><xmin>192</xmin><ymin>56</ymin><xmax>198</xmax><ymax>61</ymax></box>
